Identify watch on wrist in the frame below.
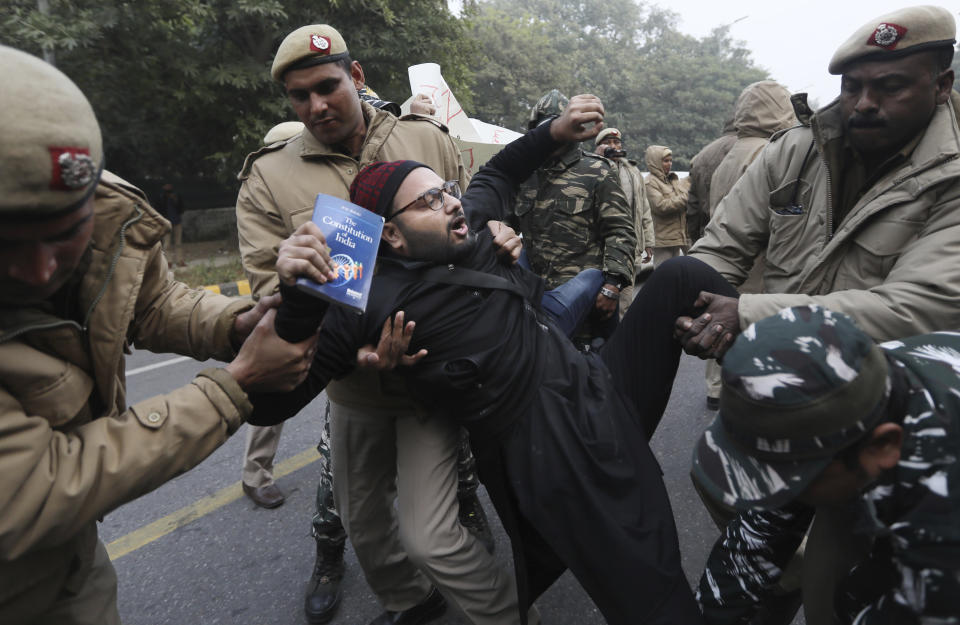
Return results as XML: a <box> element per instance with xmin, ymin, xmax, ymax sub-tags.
<box><xmin>599</xmin><ymin>287</ymin><xmax>619</xmax><ymax>300</ymax></box>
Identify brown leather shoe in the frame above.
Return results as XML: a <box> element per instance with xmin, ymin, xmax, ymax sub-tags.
<box><xmin>243</xmin><ymin>482</ymin><xmax>285</xmax><ymax>509</ymax></box>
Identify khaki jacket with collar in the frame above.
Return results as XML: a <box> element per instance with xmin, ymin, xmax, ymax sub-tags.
<box><xmin>644</xmin><ymin>145</ymin><xmax>689</xmax><ymax>247</ymax></box>
<box><xmin>0</xmin><ymin>172</ymin><xmax>252</xmax><ymax>620</ymax></box>
<box><xmin>235</xmin><ymin>101</ymin><xmax>468</xmax><ymax>409</ymax></box>
<box><xmin>613</xmin><ymin>157</ymin><xmax>654</xmax><ymax>273</ymax></box>
<box><xmin>690</xmin><ymin>92</ymin><xmax>960</xmax><ymax>339</ymax></box>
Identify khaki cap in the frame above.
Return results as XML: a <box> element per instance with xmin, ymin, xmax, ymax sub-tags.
<box><xmin>271</xmin><ymin>24</ymin><xmax>350</xmax><ymax>83</ymax></box>
<box><xmin>828</xmin><ymin>5</ymin><xmax>956</xmax><ymax>74</ymax></box>
<box><xmin>263</xmin><ymin>121</ymin><xmax>305</xmax><ymax>145</ymax></box>
<box><xmin>0</xmin><ymin>45</ymin><xmax>102</xmax><ymax>216</ymax></box>
<box><xmin>595</xmin><ymin>127</ymin><xmax>622</xmax><ymax>146</ymax></box>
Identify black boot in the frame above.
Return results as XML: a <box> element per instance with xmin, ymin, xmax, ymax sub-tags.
<box><xmin>458</xmin><ymin>493</ymin><xmax>495</xmax><ymax>554</ymax></box>
<box><xmin>304</xmin><ymin>537</ymin><xmax>345</xmax><ymax>624</ymax></box>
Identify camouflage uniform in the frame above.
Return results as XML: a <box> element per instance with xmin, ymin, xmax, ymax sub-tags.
<box><xmin>513</xmin><ymin>145</ymin><xmax>634</xmax><ymax>291</ymax></box>
<box><xmin>693</xmin><ymin>306</ymin><xmax>960</xmax><ymax>624</ymax></box>
<box><xmin>513</xmin><ymin>91</ymin><xmax>635</xmax><ymax>302</ymax></box>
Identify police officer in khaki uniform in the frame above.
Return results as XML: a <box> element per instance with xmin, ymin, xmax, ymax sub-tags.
<box><xmin>676</xmin><ymin>6</ymin><xmax>960</xmax><ymax>624</ymax></box>
<box><xmin>0</xmin><ymin>44</ymin><xmax>314</xmax><ymax>625</ymax></box>
<box><xmin>593</xmin><ymin>127</ymin><xmax>653</xmax><ymax>316</ymax></box>
<box><xmin>235</xmin><ymin>25</ymin><xmax>521</xmax><ymax>625</ymax></box>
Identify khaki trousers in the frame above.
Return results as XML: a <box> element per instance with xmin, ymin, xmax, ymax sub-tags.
<box><xmin>330</xmin><ymin>401</ymin><xmax>534</xmax><ymax>624</ymax></box>
<box><xmin>652</xmin><ymin>245</ymin><xmax>688</xmax><ymax>269</ymax></box>
<box><xmin>242</xmin><ymin>423</ymin><xmax>283</xmax><ymax>488</ymax></box>
<box><xmin>30</xmin><ymin>540</ymin><xmax>121</xmax><ymax>625</ymax></box>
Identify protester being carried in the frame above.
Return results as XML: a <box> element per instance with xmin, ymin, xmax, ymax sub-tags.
<box><xmin>251</xmin><ymin>94</ymin><xmax>704</xmax><ymax>625</ymax></box>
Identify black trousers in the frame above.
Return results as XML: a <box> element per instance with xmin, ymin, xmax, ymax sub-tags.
<box><xmin>480</xmin><ymin>256</ymin><xmax>737</xmax><ymax>625</ymax></box>
<box><xmin>601</xmin><ymin>255</ymin><xmax>739</xmax><ymax>439</ymax></box>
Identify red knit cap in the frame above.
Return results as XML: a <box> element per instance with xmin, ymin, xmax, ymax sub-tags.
<box><xmin>349</xmin><ymin>160</ymin><xmax>430</xmax><ymax>217</ymax></box>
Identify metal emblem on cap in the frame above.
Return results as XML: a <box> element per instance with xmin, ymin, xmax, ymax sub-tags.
<box><xmin>868</xmin><ymin>22</ymin><xmax>907</xmax><ymax>50</ymax></box>
<box><xmin>310</xmin><ymin>34</ymin><xmax>331</xmax><ymax>54</ymax></box>
<box><xmin>49</xmin><ymin>147</ymin><xmax>96</xmax><ymax>191</ymax></box>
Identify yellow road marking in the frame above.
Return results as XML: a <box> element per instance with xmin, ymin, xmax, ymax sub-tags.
<box><xmin>203</xmin><ymin>284</ymin><xmax>221</xmax><ymax>294</ymax></box>
<box><xmin>237</xmin><ymin>280</ymin><xmax>251</xmax><ymax>296</ymax></box>
<box><xmin>107</xmin><ymin>446</ymin><xmax>319</xmax><ymax>561</ymax></box>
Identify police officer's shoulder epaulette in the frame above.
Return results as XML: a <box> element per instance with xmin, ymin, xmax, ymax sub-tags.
<box><xmin>769</xmin><ymin>124</ymin><xmax>805</xmax><ymax>144</ymax></box>
<box><xmin>237</xmin><ymin>136</ymin><xmax>298</xmax><ymax>181</ymax></box>
<box><xmin>98</xmin><ymin>170</ymin><xmax>149</xmax><ymax>203</ymax></box>
<box><xmin>398</xmin><ymin>114</ymin><xmax>451</xmax><ymax>133</ymax></box>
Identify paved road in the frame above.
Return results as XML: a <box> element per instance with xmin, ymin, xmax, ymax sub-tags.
<box><xmin>107</xmin><ymin>349</ymin><xmax>728</xmax><ymax>624</ymax></box>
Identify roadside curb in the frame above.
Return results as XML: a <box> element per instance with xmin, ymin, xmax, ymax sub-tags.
<box><xmin>203</xmin><ymin>280</ymin><xmax>251</xmax><ymax>296</ymax></box>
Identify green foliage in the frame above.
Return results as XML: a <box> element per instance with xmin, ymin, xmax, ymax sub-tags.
<box><xmin>1</xmin><ymin>0</ymin><xmax>472</xmax><ymax>195</ymax></box>
<box><xmin>174</xmin><ymin>256</ymin><xmax>246</xmax><ymax>288</ymax></box>
<box><xmin>1</xmin><ymin>0</ymin><xmax>770</xmax><ymax>194</ymax></box>
<box><xmin>465</xmin><ymin>0</ymin><xmax>767</xmax><ymax>169</ymax></box>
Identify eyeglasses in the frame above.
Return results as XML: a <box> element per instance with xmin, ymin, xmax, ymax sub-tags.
<box><xmin>387</xmin><ymin>180</ymin><xmax>461</xmax><ymax>222</ymax></box>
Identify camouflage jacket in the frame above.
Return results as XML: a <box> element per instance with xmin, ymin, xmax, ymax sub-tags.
<box><xmin>512</xmin><ymin>145</ymin><xmax>635</xmax><ymax>289</ymax></box>
<box><xmin>698</xmin><ymin>331</ymin><xmax>960</xmax><ymax>624</ymax></box>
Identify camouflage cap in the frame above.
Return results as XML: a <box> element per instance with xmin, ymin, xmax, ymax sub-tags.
<box><xmin>595</xmin><ymin>127</ymin><xmax>622</xmax><ymax>146</ymax></box>
<box><xmin>271</xmin><ymin>24</ymin><xmax>350</xmax><ymax>83</ymax></box>
<box><xmin>263</xmin><ymin>121</ymin><xmax>304</xmax><ymax>145</ymax></box>
<box><xmin>0</xmin><ymin>45</ymin><xmax>102</xmax><ymax>217</ymax></box>
<box><xmin>828</xmin><ymin>5</ymin><xmax>956</xmax><ymax>75</ymax></box>
<box><xmin>692</xmin><ymin>305</ymin><xmax>891</xmax><ymax>511</ymax></box>
<box><xmin>528</xmin><ymin>89</ymin><xmax>569</xmax><ymax>130</ymax></box>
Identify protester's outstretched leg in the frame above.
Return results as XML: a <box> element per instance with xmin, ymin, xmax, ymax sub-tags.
<box><xmin>601</xmin><ymin>255</ymin><xmax>739</xmax><ymax>438</ymax></box>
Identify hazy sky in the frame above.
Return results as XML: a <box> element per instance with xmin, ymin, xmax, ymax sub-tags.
<box><xmin>660</xmin><ymin>0</ymin><xmax>959</xmax><ymax>106</ymax></box>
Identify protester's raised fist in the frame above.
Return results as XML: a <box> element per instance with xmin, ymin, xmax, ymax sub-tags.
<box><xmin>550</xmin><ymin>94</ymin><xmax>605</xmax><ymax>144</ymax></box>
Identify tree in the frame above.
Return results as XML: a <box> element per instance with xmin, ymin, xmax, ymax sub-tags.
<box><xmin>1</xmin><ymin>0</ymin><xmax>474</xmax><ymax>200</ymax></box>
<box><xmin>465</xmin><ymin>0</ymin><xmax>768</xmax><ymax>168</ymax></box>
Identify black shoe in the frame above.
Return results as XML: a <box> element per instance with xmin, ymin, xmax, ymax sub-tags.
<box><xmin>242</xmin><ymin>482</ymin><xmax>285</xmax><ymax>509</ymax></box>
<box><xmin>458</xmin><ymin>493</ymin><xmax>495</xmax><ymax>554</ymax></box>
<box><xmin>369</xmin><ymin>587</ymin><xmax>446</xmax><ymax>625</ymax></box>
<box><xmin>706</xmin><ymin>396</ymin><xmax>720</xmax><ymax>411</ymax></box>
<box><xmin>304</xmin><ymin>538</ymin><xmax>345</xmax><ymax>624</ymax></box>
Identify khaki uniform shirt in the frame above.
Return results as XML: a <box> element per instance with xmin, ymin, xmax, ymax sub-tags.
<box><xmin>0</xmin><ymin>173</ymin><xmax>251</xmax><ymax>620</ymax></box>
<box><xmin>690</xmin><ymin>92</ymin><xmax>960</xmax><ymax>340</ymax></box>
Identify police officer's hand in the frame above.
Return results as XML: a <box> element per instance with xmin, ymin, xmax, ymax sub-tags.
<box><xmin>276</xmin><ymin>222</ymin><xmax>337</xmax><ymax>286</ymax></box>
<box><xmin>488</xmin><ymin>220</ymin><xmax>522</xmax><ymax>264</ymax></box>
<box><xmin>594</xmin><ymin>283</ymin><xmax>619</xmax><ymax>319</ymax></box>
<box><xmin>356</xmin><ymin>310</ymin><xmax>428</xmax><ymax>370</ymax></box>
<box><xmin>674</xmin><ymin>291</ymin><xmax>740</xmax><ymax>359</ymax></box>
<box><xmin>550</xmin><ymin>94</ymin><xmax>605</xmax><ymax>144</ymax></box>
<box><xmin>642</xmin><ymin>246</ymin><xmax>654</xmax><ymax>264</ymax></box>
<box><xmin>226</xmin><ymin>309</ymin><xmax>318</xmax><ymax>392</ymax></box>
<box><xmin>230</xmin><ymin>293</ymin><xmax>282</xmax><ymax>350</ymax></box>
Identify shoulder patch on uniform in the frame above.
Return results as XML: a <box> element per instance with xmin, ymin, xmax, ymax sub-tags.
<box><xmin>398</xmin><ymin>114</ymin><xmax>450</xmax><ymax>134</ymax></box>
<box><xmin>237</xmin><ymin>137</ymin><xmax>298</xmax><ymax>181</ymax></box>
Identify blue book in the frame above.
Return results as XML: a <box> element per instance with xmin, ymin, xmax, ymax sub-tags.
<box><xmin>295</xmin><ymin>193</ymin><xmax>384</xmax><ymax>314</ymax></box>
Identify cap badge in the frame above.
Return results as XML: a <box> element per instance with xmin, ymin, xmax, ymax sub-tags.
<box><xmin>868</xmin><ymin>23</ymin><xmax>907</xmax><ymax>50</ymax></box>
<box><xmin>310</xmin><ymin>34</ymin><xmax>331</xmax><ymax>54</ymax></box>
<box><xmin>49</xmin><ymin>147</ymin><xmax>96</xmax><ymax>191</ymax></box>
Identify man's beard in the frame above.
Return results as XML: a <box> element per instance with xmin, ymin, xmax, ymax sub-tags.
<box><xmin>398</xmin><ymin>222</ymin><xmax>478</xmax><ymax>265</ymax></box>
